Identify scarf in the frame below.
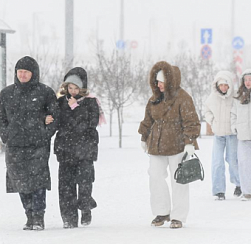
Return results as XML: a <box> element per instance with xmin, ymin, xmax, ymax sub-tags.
<box><xmin>69</xmin><ymin>94</ymin><xmax>106</xmax><ymax>126</ymax></box>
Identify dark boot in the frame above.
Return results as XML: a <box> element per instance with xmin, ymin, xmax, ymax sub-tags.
<box><xmin>81</xmin><ymin>210</ymin><xmax>92</xmax><ymax>226</ymax></box>
<box><xmin>63</xmin><ymin>221</ymin><xmax>78</xmax><ymax>229</ymax></box>
<box><xmin>151</xmin><ymin>215</ymin><xmax>170</xmax><ymax>226</ymax></box>
<box><xmin>33</xmin><ymin>212</ymin><xmax>45</xmax><ymax>231</ymax></box>
<box><xmin>215</xmin><ymin>193</ymin><xmax>225</xmax><ymax>200</ymax></box>
<box><xmin>23</xmin><ymin>212</ymin><xmax>33</xmax><ymax>230</ymax></box>
<box><xmin>234</xmin><ymin>186</ymin><xmax>242</xmax><ymax>197</ymax></box>
<box><xmin>170</xmin><ymin>219</ymin><xmax>183</xmax><ymax>229</ymax></box>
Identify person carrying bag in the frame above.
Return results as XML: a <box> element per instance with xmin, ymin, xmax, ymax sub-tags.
<box><xmin>174</xmin><ymin>152</ymin><xmax>204</xmax><ymax>184</ymax></box>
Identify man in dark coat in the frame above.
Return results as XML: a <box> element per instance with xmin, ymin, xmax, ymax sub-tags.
<box><xmin>0</xmin><ymin>56</ymin><xmax>59</xmax><ymax>230</ymax></box>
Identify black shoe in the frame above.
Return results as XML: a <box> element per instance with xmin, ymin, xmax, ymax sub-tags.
<box><xmin>234</xmin><ymin>186</ymin><xmax>242</xmax><ymax>197</ymax></box>
<box><xmin>63</xmin><ymin>222</ymin><xmax>78</xmax><ymax>229</ymax></box>
<box><xmin>215</xmin><ymin>193</ymin><xmax>225</xmax><ymax>200</ymax></box>
<box><xmin>33</xmin><ymin>213</ymin><xmax>44</xmax><ymax>231</ymax></box>
<box><xmin>81</xmin><ymin>210</ymin><xmax>92</xmax><ymax>226</ymax></box>
<box><xmin>151</xmin><ymin>215</ymin><xmax>170</xmax><ymax>226</ymax></box>
<box><xmin>23</xmin><ymin>212</ymin><xmax>33</xmax><ymax>230</ymax></box>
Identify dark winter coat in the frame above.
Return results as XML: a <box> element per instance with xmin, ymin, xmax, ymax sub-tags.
<box><xmin>54</xmin><ymin>95</ymin><xmax>99</xmax><ymax>163</ymax></box>
<box><xmin>0</xmin><ymin>56</ymin><xmax>59</xmax><ymax>193</ymax></box>
<box><xmin>138</xmin><ymin>61</ymin><xmax>201</xmax><ymax>156</ymax></box>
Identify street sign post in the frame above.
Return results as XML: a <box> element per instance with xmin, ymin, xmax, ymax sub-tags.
<box><xmin>201</xmin><ymin>29</ymin><xmax>212</xmax><ymax>44</ymax></box>
<box><xmin>130</xmin><ymin>40</ymin><xmax>138</xmax><ymax>49</ymax></box>
<box><xmin>232</xmin><ymin>36</ymin><xmax>244</xmax><ymax>50</ymax></box>
<box><xmin>116</xmin><ymin>40</ymin><xmax>125</xmax><ymax>49</ymax></box>
<box><xmin>201</xmin><ymin>44</ymin><xmax>212</xmax><ymax>59</ymax></box>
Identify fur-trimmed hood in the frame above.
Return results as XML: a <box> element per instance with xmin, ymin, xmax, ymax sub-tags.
<box><xmin>149</xmin><ymin>61</ymin><xmax>181</xmax><ymax>100</ymax></box>
<box><xmin>149</xmin><ymin>61</ymin><xmax>181</xmax><ymax>101</ymax></box>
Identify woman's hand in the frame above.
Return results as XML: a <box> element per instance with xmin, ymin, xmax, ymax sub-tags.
<box><xmin>45</xmin><ymin>115</ymin><xmax>54</xmax><ymax>125</ymax></box>
<box><xmin>68</xmin><ymin>97</ymin><xmax>77</xmax><ymax>106</ymax></box>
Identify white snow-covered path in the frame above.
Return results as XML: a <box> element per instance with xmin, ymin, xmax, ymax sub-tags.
<box><xmin>0</xmin><ymin>122</ymin><xmax>250</xmax><ymax>244</ymax></box>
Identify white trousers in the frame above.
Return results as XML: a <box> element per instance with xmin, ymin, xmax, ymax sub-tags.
<box><xmin>148</xmin><ymin>153</ymin><xmax>189</xmax><ymax>222</ymax></box>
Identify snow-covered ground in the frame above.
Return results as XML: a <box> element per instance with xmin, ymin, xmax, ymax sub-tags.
<box><xmin>0</xmin><ymin>120</ymin><xmax>251</xmax><ymax>244</ymax></box>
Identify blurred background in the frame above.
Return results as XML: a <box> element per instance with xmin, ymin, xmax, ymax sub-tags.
<box><xmin>0</xmin><ymin>0</ymin><xmax>250</xmax><ymax>146</ymax></box>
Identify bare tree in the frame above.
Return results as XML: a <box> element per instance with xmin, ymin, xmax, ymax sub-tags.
<box><xmin>93</xmin><ymin>48</ymin><xmax>144</xmax><ymax>148</ymax></box>
<box><xmin>174</xmin><ymin>53</ymin><xmax>216</xmax><ymax>122</ymax></box>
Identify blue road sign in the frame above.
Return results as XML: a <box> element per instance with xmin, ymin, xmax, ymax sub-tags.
<box><xmin>201</xmin><ymin>44</ymin><xmax>212</xmax><ymax>59</ymax></box>
<box><xmin>201</xmin><ymin>29</ymin><xmax>212</xmax><ymax>44</ymax></box>
<box><xmin>232</xmin><ymin>36</ymin><xmax>244</xmax><ymax>50</ymax></box>
<box><xmin>116</xmin><ymin>40</ymin><xmax>125</xmax><ymax>49</ymax></box>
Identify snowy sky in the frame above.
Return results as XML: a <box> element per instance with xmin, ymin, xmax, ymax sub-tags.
<box><xmin>1</xmin><ymin>0</ymin><xmax>251</xmax><ymax>63</ymax></box>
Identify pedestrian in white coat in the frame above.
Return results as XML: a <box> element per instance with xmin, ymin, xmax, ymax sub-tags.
<box><xmin>205</xmin><ymin>71</ymin><xmax>241</xmax><ymax>200</ymax></box>
<box><xmin>231</xmin><ymin>69</ymin><xmax>251</xmax><ymax>201</ymax></box>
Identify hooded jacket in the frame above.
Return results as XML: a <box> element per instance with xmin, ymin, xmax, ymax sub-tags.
<box><xmin>54</xmin><ymin>67</ymin><xmax>99</xmax><ymax>162</ymax></box>
<box><xmin>0</xmin><ymin>56</ymin><xmax>59</xmax><ymax>193</ymax></box>
<box><xmin>204</xmin><ymin>71</ymin><xmax>235</xmax><ymax>136</ymax></box>
<box><xmin>138</xmin><ymin>61</ymin><xmax>201</xmax><ymax>156</ymax></box>
<box><xmin>231</xmin><ymin>69</ymin><xmax>251</xmax><ymax>140</ymax></box>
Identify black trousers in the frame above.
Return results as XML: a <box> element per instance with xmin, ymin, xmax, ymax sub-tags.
<box><xmin>58</xmin><ymin>160</ymin><xmax>97</xmax><ymax>225</ymax></box>
<box><xmin>19</xmin><ymin>188</ymin><xmax>46</xmax><ymax>215</ymax></box>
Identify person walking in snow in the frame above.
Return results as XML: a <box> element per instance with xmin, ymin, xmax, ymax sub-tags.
<box><xmin>231</xmin><ymin>69</ymin><xmax>251</xmax><ymax>201</ymax></box>
<box><xmin>204</xmin><ymin>71</ymin><xmax>241</xmax><ymax>201</ymax></box>
<box><xmin>138</xmin><ymin>61</ymin><xmax>201</xmax><ymax>229</ymax></box>
<box><xmin>50</xmin><ymin>67</ymin><xmax>104</xmax><ymax>228</ymax></box>
<box><xmin>0</xmin><ymin>56</ymin><xmax>59</xmax><ymax>231</ymax></box>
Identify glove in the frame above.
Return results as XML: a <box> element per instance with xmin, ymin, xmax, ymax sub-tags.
<box><xmin>141</xmin><ymin>141</ymin><xmax>147</xmax><ymax>152</ymax></box>
<box><xmin>184</xmin><ymin>144</ymin><xmax>195</xmax><ymax>156</ymax></box>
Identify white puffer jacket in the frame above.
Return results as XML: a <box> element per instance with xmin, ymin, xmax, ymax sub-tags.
<box><xmin>231</xmin><ymin>69</ymin><xmax>251</xmax><ymax>140</ymax></box>
<box><xmin>204</xmin><ymin>70</ymin><xmax>235</xmax><ymax>136</ymax></box>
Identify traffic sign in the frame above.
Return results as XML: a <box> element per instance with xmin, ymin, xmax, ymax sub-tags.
<box><xmin>130</xmin><ymin>40</ymin><xmax>138</xmax><ymax>49</ymax></box>
<box><xmin>116</xmin><ymin>40</ymin><xmax>125</xmax><ymax>49</ymax></box>
<box><xmin>201</xmin><ymin>29</ymin><xmax>212</xmax><ymax>44</ymax></box>
<box><xmin>201</xmin><ymin>44</ymin><xmax>212</xmax><ymax>59</ymax></box>
<box><xmin>232</xmin><ymin>36</ymin><xmax>244</xmax><ymax>50</ymax></box>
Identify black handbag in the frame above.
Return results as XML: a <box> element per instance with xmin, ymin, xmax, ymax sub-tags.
<box><xmin>174</xmin><ymin>152</ymin><xmax>204</xmax><ymax>184</ymax></box>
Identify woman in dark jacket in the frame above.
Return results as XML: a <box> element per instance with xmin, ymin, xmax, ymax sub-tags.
<box><xmin>52</xmin><ymin>67</ymin><xmax>100</xmax><ymax>228</ymax></box>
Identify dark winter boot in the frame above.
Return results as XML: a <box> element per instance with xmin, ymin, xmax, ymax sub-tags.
<box><xmin>215</xmin><ymin>193</ymin><xmax>225</xmax><ymax>200</ymax></box>
<box><xmin>170</xmin><ymin>219</ymin><xmax>183</xmax><ymax>229</ymax></box>
<box><xmin>63</xmin><ymin>221</ymin><xmax>78</xmax><ymax>229</ymax></box>
<box><xmin>33</xmin><ymin>212</ymin><xmax>45</xmax><ymax>231</ymax></box>
<box><xmin>151</xmin><ymin>215</ymin><xmax>170</xmax><ymax>226</ymax></box>
<box><xmin>234</xmin><ymin>186</ymin><xmax>242</xmax><ymax>197</ymax></box>
<box><xmin>81</xmin><ymin>210</ymin><xmax>92</xmax><ymax>226</ymax></box>
<box><xmin>23</xmin><ymin>212</ymin><xmax>33</xmax><ymax>230</ymax></box>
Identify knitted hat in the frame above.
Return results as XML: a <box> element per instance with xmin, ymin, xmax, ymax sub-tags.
<box><xmin>156</xmin><ymin>70</ymin><xmax>164</xmax><ymax>82</ymax></box>
<box><xmin>65</xmin><ymin>75</ymin><xmax>83</xmax><ymax>88</ymax></box>
<box><xmin>64</xmin><ymin>67</ymin><xmax>87</xmax><ymax>89</ymax></box>
<box><xmin>217</xmin><ymin>79</ymin><xmax>228</xmax><ymax>86</ymax></box>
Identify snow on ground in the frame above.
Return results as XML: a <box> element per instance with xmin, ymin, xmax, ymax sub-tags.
<box><xmin>0</xmin><ymin>119</ymin><xmax>251</xmax><ymax>244</ymax></box>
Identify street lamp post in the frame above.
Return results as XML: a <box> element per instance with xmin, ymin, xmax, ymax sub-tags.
<box><xmin>0</xmin><ymin>19</ymin><xmax>15</xmax><ymax>90</ymax></box>
<box><xmin>65</xmin><ymin>0</ymin><xmax>74</xmax><ymax>71</ymax></box>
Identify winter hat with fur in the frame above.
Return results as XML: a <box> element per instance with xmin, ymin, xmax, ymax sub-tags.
<box><xmin>64</xmin><ymin>67</ymin><xmax>88</xmax><ymax>89</ymax></box>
